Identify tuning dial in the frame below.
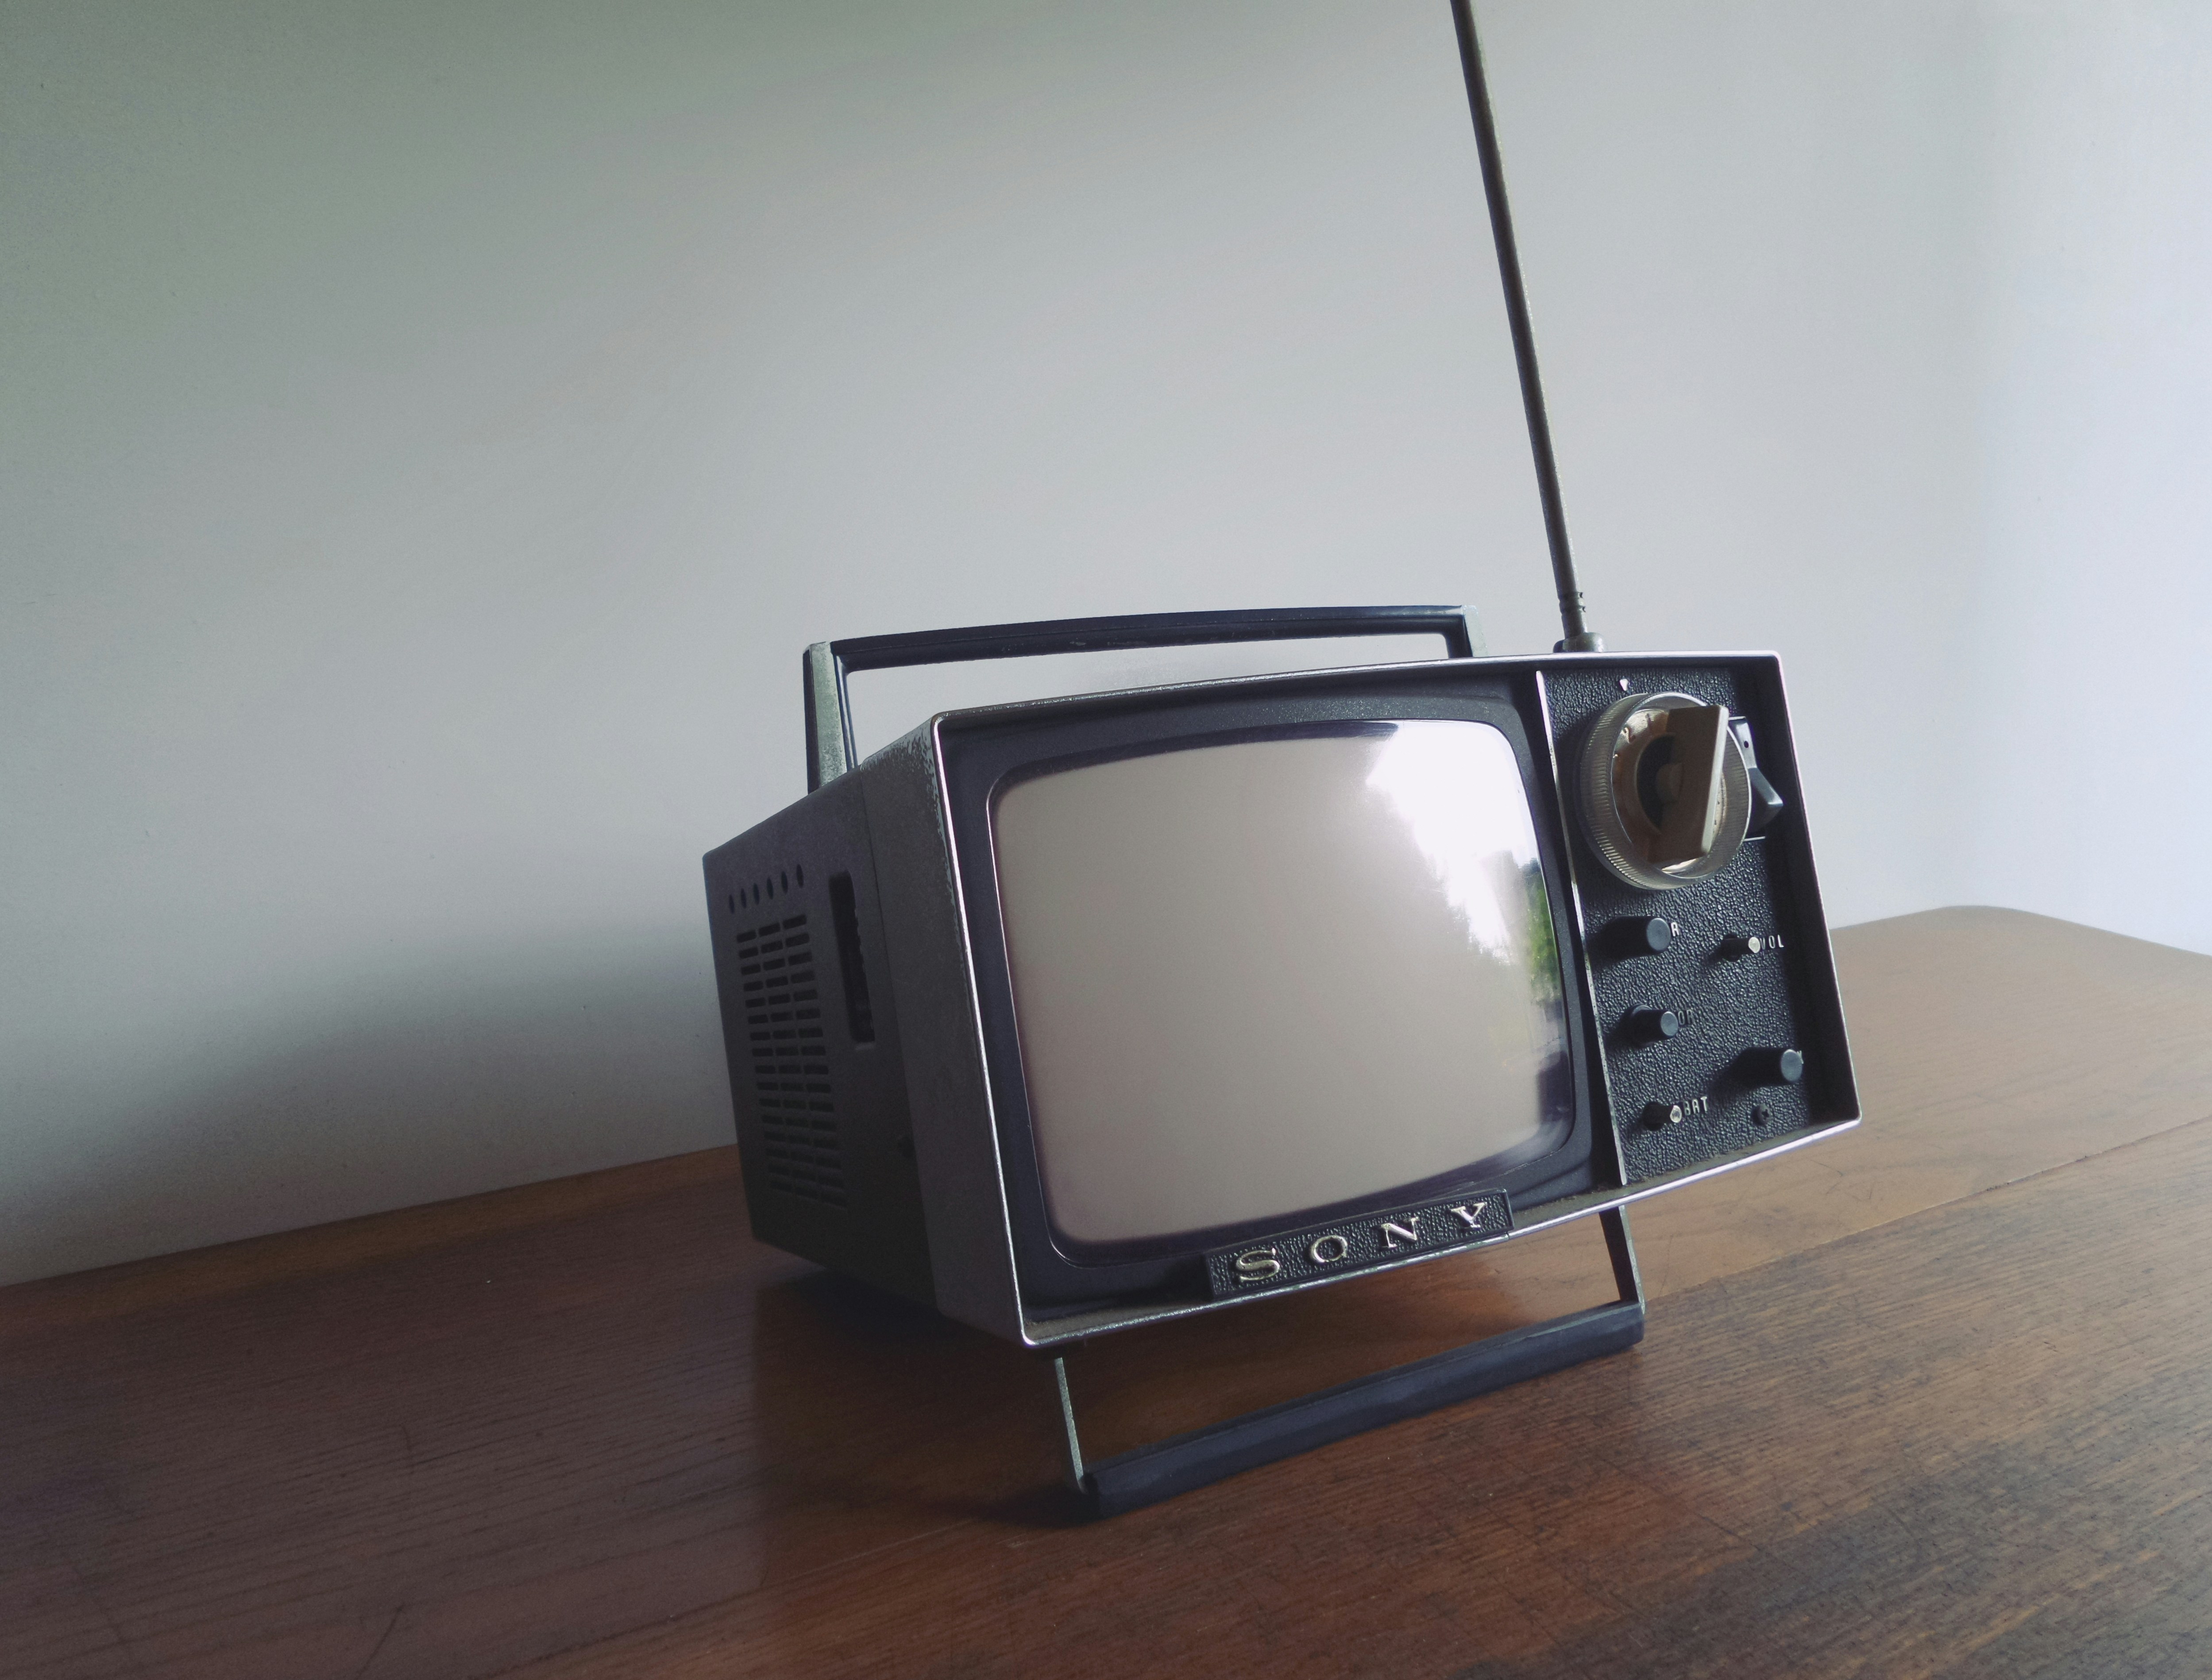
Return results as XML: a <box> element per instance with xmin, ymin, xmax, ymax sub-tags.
<box><xmin>1577</xmin><ymin>692</ymin><xmax>1753</xmax><ymax>890</ymax></box>
<box><xmin>1604</xmin><ymin>916</ymin><xmax>1673</xmax><ymax>959</ymax></box>
<box><xmin>1737</xmin><ymin>1047</ymin><xmax>1804</xmax><ymax>1086</ymax></box>
<box><xmin>1624</xmin><ymin>1007</ymin><xmax>1680</xmax><ymax>1047</ymax></box>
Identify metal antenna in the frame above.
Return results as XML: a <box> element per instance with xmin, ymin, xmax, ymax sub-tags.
<box><xmin>1448</xmin><ymin>0</ymin><xmax>1603</xmax><ymax>653</ymax></box>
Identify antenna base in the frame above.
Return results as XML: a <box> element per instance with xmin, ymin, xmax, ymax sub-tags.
<box><xmin>1555</xmin><ymin>632</ymin><xmax>1606</xmax><ymax>653</ymax></box>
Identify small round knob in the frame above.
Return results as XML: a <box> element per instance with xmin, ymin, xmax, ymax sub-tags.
<box><xmin>1624</xmin><ymin>1007</ymin><xmax>1680</xmax><ymax>1046</ymax></box>
<box><xmin>1738</xmin><ymin>1047</ymin><xmax>1804</xmax><ymax>1085</ymax></box>
<box><xmin>1642</xmin><ymin>1101</ymin><xmax>1684</xmax><ymax>1129</ymax></box>
<box><xmin>1606</xmin><ymin>916</ymin><xmax>1673</xmax><ymax>959</ymax></box>
<box><xmin>1718</xmin><ymin>933</ymin><xmax>1764</xmax><ymax>959</ymax></box>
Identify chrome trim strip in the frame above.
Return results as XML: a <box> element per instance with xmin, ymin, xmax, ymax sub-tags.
<box><xmin>1019</xmin><ymin>1115</ymin><xmax>1860</xmax><ymax>1345</ymax></box>
<box><xmin>858</xmin><ymin>728</ymin><xmax>1027</xmax><ymax>1341</ymax></box>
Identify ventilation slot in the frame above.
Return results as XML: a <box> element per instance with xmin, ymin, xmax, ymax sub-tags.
<box><xmin>737</xmin><ymin>911</ymin><xmax>845</xmax><ymax>1206</ymax></box>
<box><xmin>828</xmin><ymin>872</ymin><xmax>876</xmax><ymax>1043</ymax></box>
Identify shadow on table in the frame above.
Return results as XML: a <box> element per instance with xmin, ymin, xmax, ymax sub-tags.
<box><xmin>749</xmin><ymin>1268</ymin><xmax>1087</xmax><ymax>1530</ymax></box>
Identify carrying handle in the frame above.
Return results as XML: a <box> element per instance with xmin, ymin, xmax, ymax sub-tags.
<box><xmin>803</xmin><ymin>605</ymin><xmax>1482</xmax><ymax>790</ymax></box>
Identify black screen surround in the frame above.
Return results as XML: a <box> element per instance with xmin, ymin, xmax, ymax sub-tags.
<box><xmin>938</xmin><ymin>664</ymin><xmax>1602</xmax><ymax>1311</ymax></box>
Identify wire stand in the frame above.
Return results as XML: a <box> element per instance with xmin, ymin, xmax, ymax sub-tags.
<box><xmin>1052</xmin><ymin>1207</ymin><xmax>1644</xmax><ymax>1518</ymax></box>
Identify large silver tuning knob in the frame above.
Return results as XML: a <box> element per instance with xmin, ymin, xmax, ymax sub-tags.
<box><xmin>1577</xmin><ymin>691</ymin><xmax>1752</xmax><ymax>891</ymax></box>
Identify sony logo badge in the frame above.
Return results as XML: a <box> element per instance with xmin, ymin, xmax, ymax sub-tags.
<box><xmin>1204</xmin><ymin>1192</ymin><xmax>1513</xmax><ymax>1300</ymax></box>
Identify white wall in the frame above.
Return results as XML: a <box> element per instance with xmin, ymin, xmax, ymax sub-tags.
<box><xmin>6</xmin><ymin>0</ymin><xmax>2208</xmax><ymax>1284</ymax></box>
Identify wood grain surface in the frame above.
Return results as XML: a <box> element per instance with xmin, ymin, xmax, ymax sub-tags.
<box><xmin>4</xmin><ymin>907</ymin><xmax>2209</xmax><ymax>1679</ymax></box>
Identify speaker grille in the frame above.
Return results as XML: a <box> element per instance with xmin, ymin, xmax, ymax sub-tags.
<box><xmin>737</xmin><ymin>913</ymin><xmax>844</xmax><ymax>1205</ymax></box>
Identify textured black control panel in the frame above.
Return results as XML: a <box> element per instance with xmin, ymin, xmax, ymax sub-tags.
<box><xmin>1544</xmin><ymin>661</ymin><xmax>1849</xmax><ymax>1184</ymax></box>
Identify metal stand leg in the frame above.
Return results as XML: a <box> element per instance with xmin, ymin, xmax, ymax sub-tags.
<box><xmin>1053</xmin><ymin>1206</ymin><xmax>1645</xmax><ymax>1517</ymax></box>
<box><xmin>1052</xmin><ymin>1348</ymin><xmax>1089</xmax><ymax>1495</ymax></box>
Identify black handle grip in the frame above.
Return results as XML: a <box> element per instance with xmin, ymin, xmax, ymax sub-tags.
<box><xmin>804</xmin><ymin>606</ymin><xmax>1478</xmax><ymax>789</ymax></box>
<box><xmin>835</xmin><ymin>605</ymin><xmax>1478</xmax><ymax>672</ymax></box>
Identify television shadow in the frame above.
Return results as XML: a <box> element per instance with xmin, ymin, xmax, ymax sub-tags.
<box><xmin>743</xmin><ymin>1217</ymin><xmax>1626</xmax><ymax>1534</ymax></box>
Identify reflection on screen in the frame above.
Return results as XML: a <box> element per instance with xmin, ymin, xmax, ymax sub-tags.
<box><xmin>991</xmin><ymin>721</ymin><xmax>1571</xmax><ymax>1250</ymax></box>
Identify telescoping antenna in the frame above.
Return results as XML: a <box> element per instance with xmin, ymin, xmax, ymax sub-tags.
<box><xmin>1449</xmin><ymin>0</ymin><xmax>1603</xmax><ymax>653</ymax></box>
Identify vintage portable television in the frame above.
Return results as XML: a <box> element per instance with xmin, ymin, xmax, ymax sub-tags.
<box><xmin>700</xmin><ymin>4</ymin><xmax>1857</xmax><ymax>1515</ymax></box>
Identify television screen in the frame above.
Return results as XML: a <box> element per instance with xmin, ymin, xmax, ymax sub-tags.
<box><xmin>990</xmin><ymin>720</ymin><xmax>1573</xmax><ymax>1254</ymax></box>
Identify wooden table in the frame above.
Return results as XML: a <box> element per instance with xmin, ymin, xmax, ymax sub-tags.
<box><xmin>7</xmin><ymin>907</ymin><xmax>2212</xmax><ymax>1678</ymax></box>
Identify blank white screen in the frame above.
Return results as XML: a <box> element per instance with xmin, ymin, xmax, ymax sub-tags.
<box><xmin>990</xmin><ymin>721</ymin><xmax>1571</xmax><ymax>1248</ymax></box>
